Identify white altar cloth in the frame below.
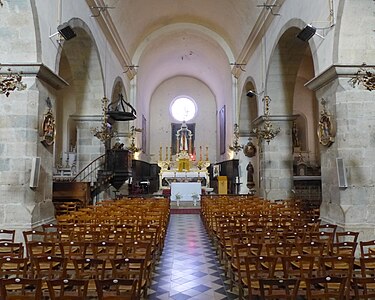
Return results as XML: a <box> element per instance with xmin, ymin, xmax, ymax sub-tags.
<box><xmin>170</xmin><ymin>182</ymin><xmax>201</xmax><ymax>206</ymax></box>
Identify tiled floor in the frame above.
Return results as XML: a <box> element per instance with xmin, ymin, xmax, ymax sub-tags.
<box><xmin>148</xmin><ymin>214</ymin><xmax>239</xmax><ymax>300</ymax></box>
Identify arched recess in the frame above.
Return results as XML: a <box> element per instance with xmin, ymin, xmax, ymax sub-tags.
<box><xmin>55</xmin><ymin>19</ymin><xmax>104</xmax><ymax>171</ymax></box>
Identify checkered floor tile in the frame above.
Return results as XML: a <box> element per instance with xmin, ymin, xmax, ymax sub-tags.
<box><xmin>148</xmin><ymin>214</ymin><xmax>239</xmax><ymax>299</ymax></box>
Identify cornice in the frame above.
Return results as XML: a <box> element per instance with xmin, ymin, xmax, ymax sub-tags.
<box><xmin>305</xmin><ymin>64</ymin><xmax>375</xmax><ymax>91</ymax></box>
<box><xmin>0</xmin><ymin>63</ymin><xmax>68</xmax><ymax>89</ymax></box>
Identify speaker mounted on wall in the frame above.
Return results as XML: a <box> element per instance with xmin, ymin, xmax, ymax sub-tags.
<box><xmin>336</xmin><ymin>157</ymin><xmax>348</xmax><ymax>189</ymax></box>
<box><xmin>30</xmin><ymin>157</ymin><xmax>41</xmax><ymax>188</ymax></box>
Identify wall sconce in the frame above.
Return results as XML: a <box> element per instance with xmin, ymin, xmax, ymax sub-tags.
<box><xmin>0</xmin><ymin>67</ymin><xmax>27</xmax><ymax>97</ymax></box>
<box><xmin>246</xmin><ymin>90</ymin><xmax>264</xmax><ymax>98</ymax></box>
<box><xmin>229</xmin><ymin>123</ymin><xmax>243</xmax><ymax>155</ymax></box>
<box><xmin>123</xmin><ymin>65</ymin><xmax>139</xmax><ymax>73</ymax></box>
<box><xmin>230</xmin><ymin>62</ymin><xmax>246</xmax><ymax>72</ymax></box>
<box><xmin>127</xmin><ymin>125</ymin><xmax>142</xmax><ymax>153</ymax></box>
<box><xmin>49</xmin><ymin>23</ymin><xmax>76</xmax><ymax>41</ymax></box>
<box><xmin>91</xmin><ymin>97</ymin><xmax>117</xmax><ymax>143</ymax></box>
<box><xmin>253</xmin><ymin>96</ymin><xmax>280</xmax><ymax>144</ymax></box>
<box><xmin>297</xmin><ymin>24</ymin><xmax>324</xmax><ymax>41</ymax></box>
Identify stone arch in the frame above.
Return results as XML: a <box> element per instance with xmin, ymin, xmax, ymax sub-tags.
<box><xmin>55</xmin><ymin>18</ymin><xmax>104</xmax><ymax>171</ymax></box>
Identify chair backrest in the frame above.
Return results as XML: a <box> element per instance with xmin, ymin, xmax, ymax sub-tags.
<box><xmin>329</xmin><ymin>241</ymin><xmax>357</xmax><ymax>257</ymax></box>
<box><xmin>0</xmin><ymin>278</ymin><xmax>42</xmax><ymax>299</ymax></box>
<box><xmin>360</xmin><ymin>240</ymin><xmax>375</xmax><ymax>258</ymax></box>
<box><xmin>91</xmin><ymin>241</ymin><xmax>118</xmax><ymax>260</ymax></box>
<box><xmin>0</xmin><ymin>257</ymin><xmax>29</xmax><ymax>279</ymax></box>
<box><xmin>72</xmin><ymin>258</ymin><xmax>106</xmax><ymax>280</ymax></box>
<box><xmin>0</xmin><ymin>242</ymin><xmax>24</xmax><ymax>258</ymax></box>
<box><xmin>335</xmin><ymin>231</ymin><xmax>359</xmax><ymax>243</ymax></box>
<box><xmin>31</xmin><ymin>256</ymin><xmax>67</xmax><ymax>280</ymax></box>
<box><xmin>359</xmin><ymin>256</ymin><xmax>375</xmax><ymax>277</ymax></box>
<box><xmin>110</xmin><ymin>257</ymin><xmax>146</xmax><ymax>299</ymax></box>
<box><xmin>0</xmin><ymin>229</ymin><xmax>15</xmax><ymax>243</ymax></box>
<box><xmin>47</xmin><ymin>278</ymin><xmax>88</xmax><ymax>299</ymax></box>
<box><xmin>259</xmin><ymin>278</ymin><xmax>300</xmax><ymax>299</ymax></box>
<box><xmin>95</xmin><ymin>278</ymin><xmax>138</xmax><ymax>300</ymax></box>
<box><xmin>282</xmin><ymin>255</ymin><xmax>315</xmax><ymax>280</ymax></box>
<box><xmin>26</xmin><ymin>241</ymin><xmax>62</xmax><ymax>259</ymax></box>
<box><xmin>305</xmin><ymin>276</ymin><xmax>347</xmax><ymax>299</ymax></box>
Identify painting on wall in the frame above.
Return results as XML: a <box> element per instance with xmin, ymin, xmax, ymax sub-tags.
<box><xmin>142</xmin><ymin>114</ymin><xmax>146</xmax><ymax>153</ymax></box>
<box><xmin>219</xmin><ymin>105</ymin><xmax>226</xmax><ymax>155</ymax></box>
<box><xmin>171</xmin><ymin>123</ymin><xmax>195</xmax><ymax>155</ymax></box>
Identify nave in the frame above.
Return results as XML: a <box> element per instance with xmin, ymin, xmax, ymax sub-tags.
<box><xmin>149</xmin><ymin>214</ymin><xmax>239</xmax><ymax>300</ymax></box>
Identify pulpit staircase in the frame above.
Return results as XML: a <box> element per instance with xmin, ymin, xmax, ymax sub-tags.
<box><xmin>52</xmin><ymin>150</ymin><xmax>132</xmax><ymax>208</ymax></box>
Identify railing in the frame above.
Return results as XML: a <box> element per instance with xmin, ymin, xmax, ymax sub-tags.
<box><xmin>71</xmin><ymin>154</ymin><xmax>106</xmax><ymax>184</ymax></box>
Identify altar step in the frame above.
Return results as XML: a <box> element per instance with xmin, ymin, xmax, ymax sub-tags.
<box><xmin>170</xmin><ymin>200</ymin><xmax>201</xmax><ymax>209</ymax></box>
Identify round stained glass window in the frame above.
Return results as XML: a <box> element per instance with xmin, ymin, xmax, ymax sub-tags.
<box><xmin>170</xmin><ymin>97</ymin><xmax>197</xmax><ymax>122</ymax></box>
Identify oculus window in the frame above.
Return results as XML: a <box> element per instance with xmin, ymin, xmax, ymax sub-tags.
<box><xmin>170</xmin><ymin>97</ymin><xmax>197</xmax><ymax>122</ymax></box>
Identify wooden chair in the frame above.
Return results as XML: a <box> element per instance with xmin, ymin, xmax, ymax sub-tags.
<box><xmin>72</xmin><ymin>257</ymin><xmax>106</xmax><ymax>296</ymax></box>
<box><xmin>282</xmin><ymin>255</ymin><xmax>315</xmax><ymax>298</ymax></box>
<box><xmin>259</xmin><ymin>278</ymin><xmax>300</xmax><ymax>299</ymax></box>
<box><xmin>0</xmin><ymin>278</ymin><xmax>42</xmax><ymax>299</ymax></box>
<box><xmin>242</xmin><ymin>256</ymin><xmax>278</xmax><ymax>299</ymax></box>
<box><xmin>352</xmin><ymin>277</ymin><xmax>375</xmax><ymax>299</ymax></box>
<box><xmin>110</xmin><ymin>257</ymin><xmax>148</xmax><ymax>299</ymax></box>
<box><xmin>46</xmin><ymin>278</ymin><xmax>88</xmax><ymax>299</ymax></box>
<box><xmin>230</xmin><ymin>243</ymin><xmax>263</xmax><ymax>296</ymax></box>
<box><xmin>95</xmin><ymin>278</ymin><xmax>138</xmax><ymax>300</ymax></box>
<box><xmin>305</xmin><ymin>276</ymin><xmax>347</xmax><ymax>299</ymax></box>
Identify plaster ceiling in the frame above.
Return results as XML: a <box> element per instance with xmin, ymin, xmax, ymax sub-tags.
<box><xmin>88</xmin><ymin>0</ymin><xmax>283</xmax><ymax>101</ymax></box>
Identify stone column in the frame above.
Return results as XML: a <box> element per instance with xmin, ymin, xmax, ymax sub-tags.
<box><xmin>0</xmin><ymin>64</ymin><xmax>68</xmax><ymax>240</ymax></box>
<box><xmin>254</xmin><ymin>115</ymin><xmax>296</xmax><ymax>201</ymax></box>
<box><xmin>306</xmin><ymin>64</ymin><xmax>375</xmax><ymax>239</ymax></box>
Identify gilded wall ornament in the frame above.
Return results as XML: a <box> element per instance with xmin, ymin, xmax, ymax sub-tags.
<box><xmin>41</xmin><ymin>110</ymin><xmax>55</xmax><ymax>146</ymax></box>
<box><xmin>317</xmin><ymin>99</ymin><xmax>335</xmax><ymax>147</ymax></box>
<box><xmin>349</xmin><ymin>65</ymin><xmax>375</xmax><ymax>91</ymax></box>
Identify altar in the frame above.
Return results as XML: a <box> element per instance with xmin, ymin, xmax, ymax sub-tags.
<box><xmin>170</xmin><ymin>182</ymin><xmax>201</xmax><ymax>206</ymax></box>
<box><xmin>158</xmin><ymin>120</ymin><xmax>212</xmax><ymax>204</ymax></box>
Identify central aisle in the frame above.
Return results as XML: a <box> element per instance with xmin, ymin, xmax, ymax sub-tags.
<box><xmin>148</xmin><ymin>214</ymin><xmax>239</xmax><ymax>300</ymax></box>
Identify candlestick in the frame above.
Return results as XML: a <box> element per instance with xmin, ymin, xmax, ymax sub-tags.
<box><xmin>206</xmin><ymin>146</ymin><xmax>209</xmax><ymax>161</ymax></box>
<box><xmin>170</xmin><ymin>147</ymin><xmax>172</xmax><ymax>161</ymax></box>
<box><xmin>159</xmin><ymin>146</ymin><xmax>162</xmax><ymax>161</ymax></box>
<box><xmin>165</xmin><ymin>146</ymin><xmax>168</xmax><ymax>161</ymax></box>
<box><xmin>199</xmin><ymin>146</ymin><xmax>202</xmax><ymax>161</ymax></box>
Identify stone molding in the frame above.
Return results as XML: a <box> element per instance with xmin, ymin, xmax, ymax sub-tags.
<box><xmin>252</xmin><ymin>114</ymin><xmax>298</xmax><ymax>126</ymax></box>
<box><xmin>305</xmin><ymin>64</ymin><xmax>375</xmax><ymax>91</ymax></box>
<box><xmin>70</xmin><ymin>115</ymin><xmax>102</xmax><ymax>122</ymax></box>
<box><xmin>0</xmin><ymin>63</ymin><xmax>69</xmax><ymax>89</ymax></box>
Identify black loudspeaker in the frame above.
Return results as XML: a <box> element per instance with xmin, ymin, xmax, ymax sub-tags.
<box><xmin>297</xmin><ymin>24</ymin><xmax>316</xmax><ymax>41</ymax></box>
<box><xmin>57</xmin><ymin>23</ymin><xmax>76</xmax><ymax>40</ymax></box>
<box><xmin>336</xmin><ymin>157</ymin><xmax>348</xmax><ymax>188</ymax></box>
<box><xmin>30</xmin><ymin>157</ymin><xmax>41</xmax><ymax>188</ymax></box>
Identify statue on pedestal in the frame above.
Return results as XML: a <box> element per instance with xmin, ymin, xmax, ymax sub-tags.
<box><xmin>246</xmin><ymin>161</ymin><xmax>255</xmax><ymax>191</ymax></box>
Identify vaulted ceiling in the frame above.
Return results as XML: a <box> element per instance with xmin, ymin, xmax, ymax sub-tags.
<box><xmin>87</xmin><ymin>0</ymin><xmax>284</xmax><ymax>102</ymax></box>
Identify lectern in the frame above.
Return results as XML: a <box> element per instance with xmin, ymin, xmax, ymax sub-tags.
<box><xmin>218</xmin><ymin>176</ymin><xmax>227</xmax><ymax>194</ymax></box>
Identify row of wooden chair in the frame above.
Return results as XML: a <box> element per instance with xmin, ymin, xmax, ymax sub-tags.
<box><xmin>0</xmin><ymin>277</ymin><xmax>138</xmax><ymax>299</ymax></box>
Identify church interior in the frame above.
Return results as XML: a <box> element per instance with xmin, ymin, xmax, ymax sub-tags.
<box><xmin>0</xmin><ymin>0</ymin><xmax>375</xmax><ymax>298</ymax></box>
